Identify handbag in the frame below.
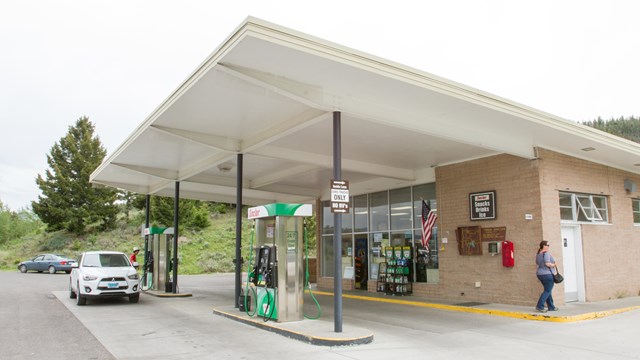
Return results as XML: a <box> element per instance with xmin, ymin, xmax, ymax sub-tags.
<box><xmin>544</xmin><ymin>254</ymin><xmax>564</xmax><ymax>283</ymax></box>
<box><xmin>553</xmin><ymin>271</ymin><xmax>564</xmax><ymax>284</ymax></box>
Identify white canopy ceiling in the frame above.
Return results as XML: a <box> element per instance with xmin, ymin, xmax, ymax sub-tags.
<box><xmin>91</xmin><ymin>17</ymin><xmax>640</xmax><ymax>205</ymax></box>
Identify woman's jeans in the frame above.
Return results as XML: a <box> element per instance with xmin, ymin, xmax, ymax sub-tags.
<box><xmin>536</xmin><ymin>274</ymin><xmax>555</xmax><ymax>310</ymax></box>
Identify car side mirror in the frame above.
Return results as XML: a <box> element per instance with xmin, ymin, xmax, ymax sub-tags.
<box><xmin>71</xmin><ymin>263</ymin><xmax>79</xmax><ymax>268</ymax></box>
<box><xmin>133</xmin><ymin>262</ymin><xmax>139</xmax><ymax>269</ymax></box>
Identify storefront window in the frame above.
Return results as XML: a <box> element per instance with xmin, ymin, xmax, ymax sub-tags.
<box><xmin>370</xmin><ymin>191</ymin><xmax>388</xmax><ymax>231</ymax></box>
<box><xmin>341</xmin><ymin>234</ymin><xmax>353</xmax><ymax>280</ymax></box>
<box><xmin>390</xmin><ymin>230</ymin><xmax>412</xmax><ymax>247</ymax></box>
<box><xmin>390</xmin><ymin>188</ymin><xmax>412</xmax><ymax>231</ymax></box>
<box><xmin>341</xmin><ymin>200</ymin><xmax>353</xmax><ymax>233</ymax></box>
<box><xmin>322</xmin><ymin>201</ymin><xmax>334</xmax><ymax>235</ymax></box>
<box><xmin>322</xmin><ymin>200</ymin><xmax>353</xmax><ymax>233</ymax></box>
<box><xmin>354</xmin><ymin>234</ymin><xmax>369</xmax><ymax>289</ymax></box>
<box><xmin>321</xmin><ymin>235</ymin><xmax>333</xmax><ymax>277</ymax></box>
<box><xmin>369</xmin><ymin>231</ymin><xmax>388</xmax><ymax>280</ymax></box>
<box><xmin>413</xmin><ymin>184</ymin><xmax>438</xmax><ymax>283</ymax></box>
<box><xmin>353</xmin><ymin>195</ymin><xmax>368</xmax><ymax>233</ymax></box>
<box><xmin>320</xmin><ymin>183</ymin><xmax>438</xmax><ymax>284</ymax></box>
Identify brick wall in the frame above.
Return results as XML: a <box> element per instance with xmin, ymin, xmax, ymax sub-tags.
<box><xmin>305</xmin><ymin>258</ymin><xmax>317</xmax><ymax>283</ymax></box>
<box><xmin>317</xmin><ymin>277</ymin><xmax>354</xmax><ymax>291</ymax></box>
<box><xmin>537</xmin><ymin>148</ymin><xmax>640</xmax><ymax>301</ymax></box>
<box><xmin>435</xmin><ymin>153</ymin><xmax>544</xmax><ymax>306</ymax></box>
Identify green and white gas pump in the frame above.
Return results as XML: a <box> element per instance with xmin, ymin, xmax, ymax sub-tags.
<box><xmin>144</xmin><ymin>226</ymin><xmax>174</xmax><ymax>293</ymax></box>
<box><xmin>246</xmin><ymin>203</ymin><xmax>312</xmax><ymax>322</ymax></box>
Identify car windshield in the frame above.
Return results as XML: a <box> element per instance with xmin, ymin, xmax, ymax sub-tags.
<box><xmin>83</xmin><ymin>254</ymin><xmax>130</xmax><ymax>267</ymax></box>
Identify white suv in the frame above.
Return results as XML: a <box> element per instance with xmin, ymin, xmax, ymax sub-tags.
<box><xmin>69</xmin><ymin>251</ymin><xmax>141</xmax><ymax>305</ymax></box>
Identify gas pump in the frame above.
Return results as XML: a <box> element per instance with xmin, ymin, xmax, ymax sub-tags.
<box><xmin>244</xmin><ymin>203</ymin><xmax>313</xmax><ymax>322</ymax></box>
<box><xmin>143</xmin><ymin>226</ymin><xmax>174</xmax><ymax>293</ymax></box>
<box><xmin>252</xmin><ymin>245</ymin><xmax>278</xmax><ymax>319</ymax></box>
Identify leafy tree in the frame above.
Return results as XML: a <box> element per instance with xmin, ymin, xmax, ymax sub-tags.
<box><xmin>32</xmin><ymin>117</ymin><xmax>118</xmax><ymax>234</ymax></box>
<box><xmin>582</xmin><ymin>116</ymin><xmax>640</xmax><ymax>143</ymax></box>
<box><xmin>0</xmin><ymin>200</ymin><xmax>42</xmax><ymax>245</ymax></box>
<box><xmin>303</xmin><ymin>214</ymin><xmax>317</xmax><ymax>257</ymax></box>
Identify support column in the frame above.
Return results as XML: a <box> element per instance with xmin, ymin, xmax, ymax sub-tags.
<box><xmin>172</xmin><ymin>181</ymin><xmax>179</xmax><ymax>294</ymax></box>
<box><xmin>143</xmin><ymin>194</ymin><xmax>150</xmax><ymax>277</ymax></box>
<box><xmin>333</xmin><ymin>111</ymin><xmax>343</xmax><ymax>333</ymax></box>
<box><xmin>234</xmin><ymin>154</ymin><xmax>243</xmax><ymax>308</ymax></box>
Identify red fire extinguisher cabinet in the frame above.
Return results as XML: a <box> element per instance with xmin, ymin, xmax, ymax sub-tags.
<box><xmin>502</xmin><ymin>241</ymin><xmax>514</xmax><ymax>267</ymax></box>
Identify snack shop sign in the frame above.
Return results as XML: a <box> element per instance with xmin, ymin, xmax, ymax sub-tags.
<box><xmin>470</xmin><ymin>191</ymin><xmax>496</xmax><ymax>221</ymax></box>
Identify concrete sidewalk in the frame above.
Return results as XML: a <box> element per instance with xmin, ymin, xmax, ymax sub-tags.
<box><xmin>53</xmin><ymin>274</ymin><xmax>640</xmax><ymax>359</ymax></box>
<box><xmin>312</xmin><ymin>289</ymin><xmax>640</xmax><ymax>323</ymax></box>
<box><xmin>208</xmin><ymin>287</ymin><xmax>640</xmax><ymax>347</ymax></box>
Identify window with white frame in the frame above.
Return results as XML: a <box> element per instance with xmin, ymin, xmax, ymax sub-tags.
<box><xmin>632</xmin><ymin>199</ymin><xmax>640</xmax><ymax>225</ymax></box>
<box><xmin>559</xmin><ymin>192</ymin><xmax>609</xmax><ymax>223</ymax></box>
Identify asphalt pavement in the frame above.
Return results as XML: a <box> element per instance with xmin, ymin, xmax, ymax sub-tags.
<box><xmin>6</xmin><ymin>271</ymin><xmax>640</xmax><ymax>359</ymax></box>
<box><xmin>1</xmin><ymin>271</ymin><xmax>114</xmax><ymax>360</ymax></box>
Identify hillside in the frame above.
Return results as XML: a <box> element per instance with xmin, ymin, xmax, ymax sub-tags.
<box><xmin>1</xmin><ymin>210</ymin><xmax>316</xmax><ymax>274</ymax></box>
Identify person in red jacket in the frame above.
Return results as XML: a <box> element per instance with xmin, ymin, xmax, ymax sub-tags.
<box><xmin>130</xmin><ymin>247</ymin><xmax>140</xmax><ymax>266</ymax></box>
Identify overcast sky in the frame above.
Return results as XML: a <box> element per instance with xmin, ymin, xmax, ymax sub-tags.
<box><xmin>1</xmin><ymin>0</ymin><xmax>638</xmax><ymax>211</ymax></box>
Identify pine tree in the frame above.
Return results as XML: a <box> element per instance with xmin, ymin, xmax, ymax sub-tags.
<box><xmin>148</xmin><ymin>196</ymin><xmax>211</xmax><ymax>231</ymax></box>
<box><xmin>582</xmin><ymin>116</ymin><xmax>640</xmax><ymax>143</ymax></box>
<box><xmin>32</xmin><ymin>117</ymin><xmax>118</xmax><ymax>234</ymax></box>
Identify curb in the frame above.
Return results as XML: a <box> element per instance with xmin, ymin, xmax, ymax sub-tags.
<box><xmin>143</xmin><ymin>290</ymin><xmax>192</xmax><ymax>298</ymax></box>
<box><xmin>212</xmin><ymin>308</ymin><xmax>374</xmax><ymax>346</ymax></box>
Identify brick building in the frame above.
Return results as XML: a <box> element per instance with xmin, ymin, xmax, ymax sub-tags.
<box><xmin>90</xmin><ymin>18</ymin><xmax>640</xmax><ymax>308</ymax></box>
<box><xmin>315</xmin><ymin>148</ymin><xmax>640</xmax><ymax>306</ymax></box>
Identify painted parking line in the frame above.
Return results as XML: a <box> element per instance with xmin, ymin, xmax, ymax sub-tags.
<box><xmin>312</xmin><ymin>291</ymin><xmax>640</xmax><ymax>323</ymax></box>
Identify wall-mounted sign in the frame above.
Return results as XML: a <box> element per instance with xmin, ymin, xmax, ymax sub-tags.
<box><xmin>456</xmin><ymin>226</ymin><xmax>483</xmax><ymax>255</ymax></box>
<box><xmin>470</xmin><ymin>191</ymin><xmax>496</xmax><ymax>221</ymax></box>
<box><xmin>456</xmin><ymin>225</ymin><xmax>506</xmax><ymax>256</ymax></box>
<box><xmin>481</xmin><ymin>227</ymin><xmax>506</xmax><ymax>242</ymax></box>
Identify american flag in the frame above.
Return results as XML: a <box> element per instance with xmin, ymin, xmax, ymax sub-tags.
<box><xmin>421</xmin><ymin>200</ymin><xmax>437</xmax><ymax>253</ymax></box>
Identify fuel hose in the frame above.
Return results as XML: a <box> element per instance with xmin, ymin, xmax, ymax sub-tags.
<box><xmin>244</xmin><ymin>226</ymin><xmax>257</xmax><ymax>317</ymax></box>
<box><xmin>303</xmin><ymin>223</ymin><xmax>321</xmax><ymax>320</ymax></box>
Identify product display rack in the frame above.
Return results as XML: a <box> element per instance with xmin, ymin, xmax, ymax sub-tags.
<box><xmin>376</xmin><ymin>246</ymin><xmax>412</xmax><ymax>295</ymax></box>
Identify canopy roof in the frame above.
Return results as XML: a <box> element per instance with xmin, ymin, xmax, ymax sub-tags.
<box><xmin>91</xmin><ymin>17</ymin><xmax>640</xmax><ymax>205</ymax></box>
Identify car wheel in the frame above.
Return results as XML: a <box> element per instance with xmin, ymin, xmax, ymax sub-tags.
<box><xmin>19</xmin><ymin>265</ymin><xmax>27</xmax><ymax>273</ymax></box>
<box><xmin>69</xmin><ymin>280</ymin><xmax>77</xmax><ymax>299</ymax></box>
<box><xmin>76</xmin><ymin>282</ymin><xmax>86</xmax><ymax>305</ymax></box>
<box><xmin>65</xmin><ymin>270</ymin><xmax>71</xmax><ymax>274</ymax></box>
<box><xmin>48</xmin><ymin>266</ymin><xmax>57</xmax><ymax>274</ymax></box>
<box><xmin>129</xmin><ymin>294</ymin><xmax>140</xmax><ymax>303</ymax></box>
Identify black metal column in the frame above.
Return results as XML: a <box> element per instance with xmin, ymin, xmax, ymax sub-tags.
<box><xmin>234</xmin><ymin>154</ymin><xmax>243</xmax><ymax>308</ymax></box>
<box><xmin>333</xmin><ymin>111</ymin><xmax>343</xmax><ymax>333</ymax></box>
<box><xmin>172</xmin><ymin>181</ymin><xmax>179</xmax><ymax>294</ymax></box>
<box><xmin>143</xmin><ymin>194</ymin><xmax>150</xmax><ymax>276</ymax></box>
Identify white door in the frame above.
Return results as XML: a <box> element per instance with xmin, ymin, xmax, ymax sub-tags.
<box><xmin>560</xmin><ymin>225</ymin><xmax>585</xmax><ymax>302</ymax></box>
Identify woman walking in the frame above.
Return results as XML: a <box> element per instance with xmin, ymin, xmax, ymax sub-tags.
<box><xmin>535</xmin><ymin>240</ymin><xmax>559</xmax><ymax>312</ymax></box>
